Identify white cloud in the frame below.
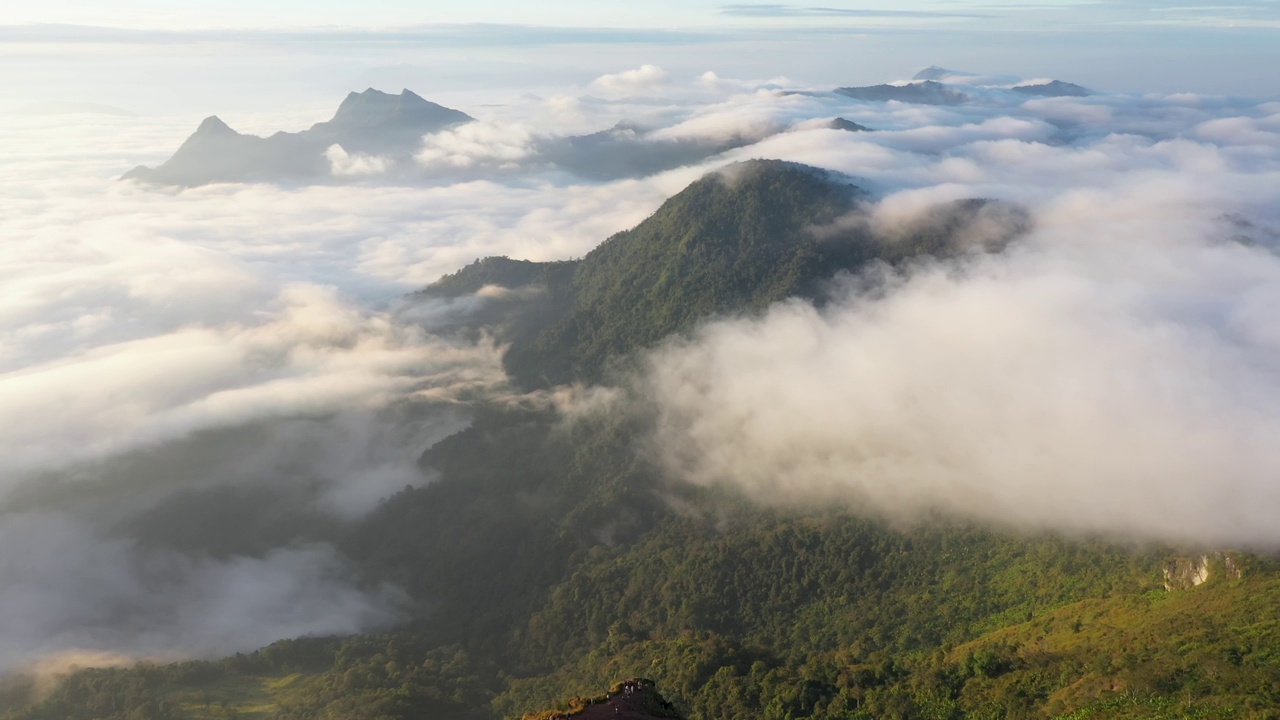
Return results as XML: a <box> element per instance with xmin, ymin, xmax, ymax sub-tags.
<box><xmin>0</xmin><ymin>513</ymin><xmax>400</xmax><ymax>674</ymax></box>
<box><xmin>0</xmin><ymin>98</ymin><xmax>741</xmax><ymax>671</ymax></box>
<box><xmin>646</xmin><ymin>193</ymin><xmax>1280</xmax><ymax>546</ymax></box>
<box><xmin>0</xmin><ymin>274</ymin><xmax>505</xmax><ymax>486</ymax></box>
<box><xmin>637</xmin><ymin>91</ymin><xmax>1280</xmax><ymax>548</ymax></box>
<box><xmin>415</xmin><ymin>121</ymin><xmax>536</xmax><ymax>170</ymax></box>
<box><xmin>325</xmin><ymin>144</ymin><xmax>391</xmax><ymax>177</ymax></box>
<box><xmin>590</xmin><ymin>64</ymin><xmax>671</xmax><ymax>96</ymax></box>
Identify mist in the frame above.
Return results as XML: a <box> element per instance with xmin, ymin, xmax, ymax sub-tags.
<box><xmin>6</xmin><ymin>57</ymin><xmax>1280</xmax><ymax>677</ymax></box>
<box><xmin>0</xmin><ymin>67</ymin><xmax>776</xmax><ymax>673</ymax></box>
<box><xmin>639</xmin><ymin>90</ymin><xmax>1280</xmax><ymax>548</ymax></box>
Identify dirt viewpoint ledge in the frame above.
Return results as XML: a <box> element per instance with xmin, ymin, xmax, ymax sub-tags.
<box><xmin>521</xmin><ymin>679</ymin><xmax>684</xmax><ymax>720</ymax></box>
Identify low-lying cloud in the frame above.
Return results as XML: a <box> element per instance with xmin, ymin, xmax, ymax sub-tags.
<box><xmin>0</xmin><ymin>283</ymin><xmax>502</xmax><ymax>485</ymax></box>
<box><xmin>642</xmin><ymin>94</ymin><xmax>1280</xmax><ymax>547</ymax></box>
<box><xmin>9</xmin><ymin>63</ymin><xmax>1280</xmax><ymax>676</ymax></box>
<box><xmin>416</xmin><ymin>121</ymin><xmax>536</xmax><ymax>170</ymax></box>
<box><xmin>590</xmin><ymin>64</ymin><xmax>671</xmax><ymax>97</ymax></box>
<box><xmin>0</xmin><ymin>513</ymin><xmax>400</xmax><ymax>674</ymax></box>
<box><xmin>326</xmin><ymin>144</ymin><xmax>391</xmax><ymax>177</ymax></box>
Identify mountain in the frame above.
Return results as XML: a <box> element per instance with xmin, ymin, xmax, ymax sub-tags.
<box><xmin>308</xmin><ymin>88</ymin><xmax>473</xmax><ymax>153</ymax></box>
<box><xmin>122</xmin><ymin>115</ymin><xmax>321</xmax><ymax>186</ymax></box>
<box><xmin>902</xmin><ymin>68</ymin><xmax>1091</xmax><ymax>98</ymax></box>
<box><xmin>1012</xmin><ymin>79</ymin><xmax>1092</xmax><ymax>97</ymax></box>
<box><xmin>425</xmin><ymin>159</ymin><xmax>1025</xmax><ymax>387</ymax></box>
<box><xmin>913</xmin><ymin>65</ymin><xmax>968</xmax><ymax>82</ymax></box>
<box><xmin>538</xmin><ymin>122</ymin><xmax>750</xmax><ymax>181</ymax></box>
<box><xmin>828</xmin><ymin>117</ymin><xmax>871</xmax><ymax>132</ymax></box>
<box><xmin>122</xmin><ymin>96</ymin><xmax>778</xmax><ymax>186</ymax></box>
<box><xmin>13</xmin><ymin>159</ymin><xmax>1280</xmax><ymax>720</ymax></box>
<box><xmin>833</xmin><ymin>80</ymin><xmax>968</xmax><ymax>105</ymax></box>
<box><xmin>910</xmin><ymin>66</ymin><xmax>1023</xmax><ymax>87</ymax></box>
<box><xmin>503</xmin><ymin>160</ymin><xmax>867</xmax><ymax>387</ymax></box>
<box><xmin>122</xmin><ymin>89</ymin><xmax>472</xmax><ymax>186</ymax></box>
<box><xmin>539</xmin><ymin>118</ymin><xmax>872</xmax><ymax>181</ymax></box>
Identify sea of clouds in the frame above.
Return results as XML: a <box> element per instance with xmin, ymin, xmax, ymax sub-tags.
<box><xmin>3</xmin><ymin>63</ymin><xmax>1280</xmax><ymax>674</ymax></box>
<box><xmin>636</xmin><ymin>82</ymin><xmax>1280</xmax><ymax>548</ymax></box>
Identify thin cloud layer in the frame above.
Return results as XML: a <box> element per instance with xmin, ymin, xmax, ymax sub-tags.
<box><xmin>0</xmin><ymin>513</ymin><xmax>400</xmax><ymax>674</ymax></box>
<box><xmin>0</xmin><ymin>282</ymin><xmax>502</xmax><ymax>484</ymax></box>
<box><xmin>590</xmin><ymin>65</ymin><xmax>672</xmax><ymax>97</ymax></box>
<box><xmin>718</xmin><ymin>5</ymin><xmax>987</xmax><ymax>19</ymax></box>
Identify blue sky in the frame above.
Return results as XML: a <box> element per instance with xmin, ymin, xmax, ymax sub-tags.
<box><xmin>2</xmin><ymin>0</ymin><xmax>1279</xmax><ymax>110</ymax></box>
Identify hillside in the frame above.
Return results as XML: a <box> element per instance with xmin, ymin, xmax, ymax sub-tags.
<box><xmin>10</xmin><ymin>158</ymin><xmax>1280</xmax><ymax>720</ymax></box>
<box><xmin>426</xmin><ymin>159</ymin><xmax>1027</xmax><ymax>387</ymax></box>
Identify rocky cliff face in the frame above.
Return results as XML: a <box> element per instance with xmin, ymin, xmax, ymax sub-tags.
<box><xmin>522</xmin><ymin>679</ymin><xmax>683</xmax><ymax>720</ymax></box>
<box><xmin>1163</xmin><ymin>552</ymin><xmax>1243</xmax><ymax>590</ymax></box>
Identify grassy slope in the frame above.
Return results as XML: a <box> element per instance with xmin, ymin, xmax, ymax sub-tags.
<box><xmin>942</xmin><ymin>560</ymin><xmax>1280</xmax><ymax>718</ymax></box>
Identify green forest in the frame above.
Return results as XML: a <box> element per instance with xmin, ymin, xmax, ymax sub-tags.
<box><xmin>6</xmin><ymin>160</ymin><xmax>1279</xmax><ymax>720</ymax></box>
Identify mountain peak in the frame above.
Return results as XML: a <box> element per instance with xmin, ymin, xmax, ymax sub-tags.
<box><xmin>834</xmin><ymin>80</ymin><xmax>968</xmax><ymax>105</ymax></box>
<box><xmin>333</xmin><ymin>88</ymin><xmax>397</xmax><ymax>114</ymax></box>
<box><xmin>502</xmin><ymin>159</ymin><xmax>867</xmax><ymax>386</ymax></box>
<box><xmin>1012</xmin><ymin>79</ymin><xmax>1091</xmax><ymax>97</ymax></box>
<box><xmin>124</xmin><ymin>89</ymin><xmax>472</xmax><ymax>186</ymax></box>
<box><xmin>194</xmin><ymin>115</ymin><xmax>237</xmax><ymax>136</ymax></box>
<box><xmin>913</xmin><ymin>65</ymin><xmax>974</xmax><ymax>81</ymax></box>
<box><xmin>325</xmin><ymin>87</ymin><xmax>473</xmax><ymax>130</ymax></box>
<box><xmin>829</xmin><ymin>117</ymin><xmax>871</xmax><ymax>132</ymax></box>
<box><xmin>710</xmin><ymin>158</ymin><xmax>854</xmax><ymax>188</ymax></box>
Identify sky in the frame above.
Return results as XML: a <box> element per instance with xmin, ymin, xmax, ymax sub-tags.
<box><xmin>3</xmin><ymin>0</ymin><xmax>1280</xmax><ymax>681</ymax></box>
<box><xmin>9</xmin><ymin>0</ymin><xmax>1280</xmax><ymax>30</ymax></box>
<box><xmin>2</xmin><ymin>0</ymin><xmax>1280</xmax><ymax>115</ymax></box>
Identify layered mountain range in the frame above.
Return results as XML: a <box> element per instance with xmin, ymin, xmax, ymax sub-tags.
<box><xmin>121</xmin><ymin>67</ymin><xmax>1088</xmax><ymax>188</ymax></box>
<box><xmin>122</xmin><ymin>92</ymin><xmax>869</xmax><ymax>187</ymax></box>
<box><xmin>123</xmin><ymin>89</ymin><xmax>473</xmax><ymax>185</ymax></box>
<box><xmin>836</xmin><ymin>67</ymin><xmax>1091</xmax><ymax>105</ymax></box>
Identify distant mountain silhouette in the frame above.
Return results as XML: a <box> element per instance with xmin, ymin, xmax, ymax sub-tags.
<box><xmin>540</xmin><ymin>119</ymin><xmax>794</xmax><ymax>181</ymax></box>
<box><xmin>122</xmin><ymin>89</ymin><xmax>472</xmax><ymax>186</ymax></box>
<box><xmin>911</xmin><ymin>66</ymin><xmax>1022</xmax><ymax>86</ymax></box>
<box><xmin>834</xmin><ymin>80</ymin><xmax>968</xmax><ymax>105</ymax></box>
<box><xmin>912</xmin><ymin>66</ymin><xmax>977</xmax><ymax>82</ymax></box>
<box><xmin>1012</xmin><ymin>79</ymin><xmax>1092</xmax><ymax>97</ymax></box>
<box><xmin>828</xmin><ymin>117</ymin><xmax>871</xmax><ymax>132</ymax></box>
<box><xmin>837</xmin><ymin>72</ymin><xmax>1091</xmax><ymax>104</ymax></box>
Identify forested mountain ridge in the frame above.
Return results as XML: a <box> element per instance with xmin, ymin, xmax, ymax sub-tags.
<box><xmin>425</xmin><ymin>159</ymin><xmax>1028</xmax><ymax>388</ymax></box>
<box><xmin>8</xmin><ymin>159</ymin><xmax>1279</xmax><ymax>720</ymax></box>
